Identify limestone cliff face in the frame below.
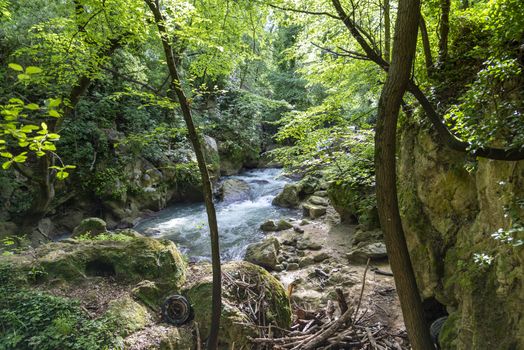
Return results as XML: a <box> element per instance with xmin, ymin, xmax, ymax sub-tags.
<box><xmin>398</xmin><ymin>122</ymin><xmax>523</xmax><ymax>350</ymax></box>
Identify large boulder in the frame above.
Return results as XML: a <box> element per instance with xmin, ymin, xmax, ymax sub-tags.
<box><xmin>302</xmin><ymin>203</ymin><xmax>327</xmax><ymax>219</ymax></box>
<box><xmin>398</xmin><ymin>121</ymin><xmax>524</xmax><ymax>349</ymax></box>
<box><xmin>218</xmin><ymin>179</ymin><xmax>251</xmax><ymax>203</ymax></box>
<box><xmin>244</xmin><ymin>236</ymin><xmax>281</xmax><ymax>270</ymax></box>
<box><xmin>72</xmin><ymin>217</ymin><xmax>107</xmax><ymax>237</ymax></box>
<box><xmin>2</xmin><ymin>236</ymin><xmax>187</xmax><ymax>288</ymax></box>
<box><xmin>327</xmin><ymin>181</ymin><xmax>379</xmax><ymax>229</ymax></box>
<box><xmin>185</xmin><ymin>261</ymin><xmax>291</xmax><ymax>349</ymax></box>
<box><xmin>272</xmin><ymin>183</ymin><xmax>302</xmax><ymax>208</ymax></box>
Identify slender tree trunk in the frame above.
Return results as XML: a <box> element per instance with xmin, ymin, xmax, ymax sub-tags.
<box><xmin>375</xmin><ymin>0</ymin><xmax>434</xmax><ymax>347</ymax></box>
<box><xmin>438</xmin><ymin>0</ymin><xmax>450</xmax><ymax>64</ymax></box>
<box><xmin>144</xmin><ymin>1</ymin><xmax>221</xmax><ymax>348</ymax></box>
<box><xmin>419</xmin><ymin>16</ymin><xmax>434</xmax><ymax>74</ymax></box>
<box><xmin>384</xmin><ymin>0</ymin><xmax>391</xmax><ymax>62</ymax></box>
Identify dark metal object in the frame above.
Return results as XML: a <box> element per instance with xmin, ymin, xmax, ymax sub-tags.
<box><xmin>430</xmin><ymin>316</ymin><xmax>448</xmax><ymax>349</ymax></box>
<box><xmin>162</xmin><ymin>295</ymin><xmax>193</xmax><ymax>326</ymax></box>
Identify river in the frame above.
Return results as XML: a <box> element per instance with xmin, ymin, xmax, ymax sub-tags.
<box><xmin>135</xmin><ymin>168</ymin><xmax>298</xmax><ymax>261</ymax></box>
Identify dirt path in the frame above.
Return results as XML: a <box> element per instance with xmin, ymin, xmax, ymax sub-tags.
<box><xmin>273</xmin><ymin>213</ymin><xmax>408</xmax><ymax>346</ymax></box>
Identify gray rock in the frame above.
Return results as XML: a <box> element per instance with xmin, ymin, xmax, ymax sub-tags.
<box><xmin>302</xmin><ymin>203</ymin><xmax>327</xmax><ymax>219</ymax></box>
<box><xmin>286</xmin><ymin>263</ymin><xmax>300</xmax><ymax>271</ymax></box>
<box><xmin>298</xmin><ymin>257</ymin><xmax>315</xmax><ymax>268</ymax></box>
<box><xmin>260</xmin><ymin>220</ymin><xmax>278</xmax><ymax>232</ymax></box>
<box><xmin>276</xmin><ymin>219</ymin><xmax>293</xmax><ymax>231</ymax></box>
<box><xmin>272</xmin><ymin>183</ymin><xmax>302</xmax><ymax>208</ymax></box>
<box><xmin>353</xmin><ymin>229</ymin><xmax>384</xmax><ymax>245</ymax></box>
<box><xmin>346</xmin><ymin>242</ymin><xmax>388</xmax><ymax>263</ymax></box>
<box><xmin>293</xmin><ymin>226</ymin><xmax>305</xmax><ymax>233</ymax></box>
<box><xmin>244</xmin><ymin>237</ymin><xmax>281</xmax><ymax>271</ymax></box>
<box><xmin>218</xmin><ymin>179</ymin><xmax>251</xmax><ymax>203</ymax></box>
<box><xmin>300</xmin><ymin>219</ymin><xmax>310</xmax><ymax>226</ymax></box>
<box><xmin>313</xmin><ymin>252</ymin><xmax>330</xmax><ymax>263</ymax></box>
<box><xmin>308</xmin><ymin>196</ymin><xmax>329</xmax><ymax>206</ymax></box>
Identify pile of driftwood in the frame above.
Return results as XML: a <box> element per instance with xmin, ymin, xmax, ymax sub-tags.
<box><xmin>247</xmin><ymin>263</ymin><xmax>409</xmax><ymax>350</ymax></box>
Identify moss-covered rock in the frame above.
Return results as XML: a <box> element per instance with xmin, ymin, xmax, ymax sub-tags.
<box><xmin>244</xmin><ymin>236</ymin><xmax>281</xmax><ymax>270</ymax></box>
<box><xmin>72</xmin><ymin>217</ymin><xmax>107</xmax><ymax>238</ymax></box>
<box><xmin>106</xmin><ymin>295</ymin><xmax>151</xmax><ymax>336</ymax></box>
<box><xmin>185</xmin><ymin>261</ymin><xmax>291</xmax><ymax>349</ymax></box>
<box><xmin>2</xmin><ymin>236</ymin><xmax>187</xmax><ymax>288</ymax></box>
<box><xmin>272</xmin><ymin>183</ymin><xmax>302</xmax><ymax>208</ymax></box>
<box><xmin>398</xmin><ymin>120</ymin><xmax>524</xmax><ymax>349</ymax></box>
<box><xmin>327</xmin><ymin>181</ymin><xmax>379</xmax><ymax>229</ymax></box>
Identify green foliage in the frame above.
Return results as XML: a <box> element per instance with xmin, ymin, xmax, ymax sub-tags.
<box><xmin>0</xmin><ymin>65</ymin><xmax>74</xmax><ymax>177</ymax></box>
<box><xmin>0</xmin><ymin>265</ymin><xmax>121</xmax><ymax>350</ymax></box>
<box><xmin>75</xmin><ymin>232</ymin><xmax>133</xmax><ymax>242</ymax></box>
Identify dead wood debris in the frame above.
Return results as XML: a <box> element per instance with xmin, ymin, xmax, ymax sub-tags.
<box><xmin>243</xmin><ymin>260</ymin><xmax>409</xmax><ymax>349</ymax></box>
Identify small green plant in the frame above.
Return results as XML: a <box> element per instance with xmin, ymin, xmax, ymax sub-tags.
<box><xmin>75</xmin><ymin>232</ymin><xmax>133</xmax><ymax>242</ymax></box>
<box><xmin>0</xmin><ymin>265</ymin><xmax>121</xmax><ymax>350</ymax></box>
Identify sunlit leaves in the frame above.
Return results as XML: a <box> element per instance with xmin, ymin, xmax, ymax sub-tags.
<box><xmin>1</xmin><ymin>65</ymin><xmax>72</xmax><ymax>181</ymax></box>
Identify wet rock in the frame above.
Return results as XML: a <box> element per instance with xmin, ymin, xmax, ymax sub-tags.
<box><xmin>300</xmin><ymin>219</ymin><xmax>310</xmax><ymax>226</ymax></box>
<box><xmin>272</xmin><ymin>183</ymin><xmax>302</xmax><ymax>208</ymax></box>
<box><xmin>346</xmin><ymin>242</ymin><xmax>387</xmax><ymax>262</ymax></box>
<box><xmin>276</xmin><ymin>219</ymin><xmax>293</xmax><ymax>231</ymax></box>
<box><xmin>302</xmin><ymin>203</ymin><xmax>327</xmax><ymax>219</ymax></box>
<box><xmin>260</xmin><ymin>220</ymin><xmax>278</xmax><ymax>231</ymax></box>
<box><xmin>260</xmin><ymin>219</ymin><xmax>293</xmax><ymax>232</ymax></box>
<box><xmin>244</xmin><ymin>237</ymin><xmax>280</xmax><ymax>271</ymax></box>
<box><xmin>218</xmin><ymin>179</ymin><xmax>251</xmax><ymax>203</ymax></box>
<box><xmin>72</xmin><ymin>217</ymin><xmax>107</xmax><ymax>238</ymax></box>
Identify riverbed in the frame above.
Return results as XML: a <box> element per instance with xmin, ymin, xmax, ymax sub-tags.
<box><xmin>135</xmin><ymin>168</ymin><xmax>299</xmax><ymax>261</ymax></box>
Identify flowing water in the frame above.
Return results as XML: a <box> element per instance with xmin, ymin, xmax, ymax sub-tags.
<box><xmin>135</xmin><ymin>168</ymin><xmax>299</xmax><ymax>261</ymax></box>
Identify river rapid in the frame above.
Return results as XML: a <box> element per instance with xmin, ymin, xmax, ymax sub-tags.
<box><xmin>136</xmin><ymin>168</ymin><xmax>298</xmax><ymax>261</ymax></box>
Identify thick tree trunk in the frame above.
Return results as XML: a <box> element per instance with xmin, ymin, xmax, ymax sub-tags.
<box><xmin>375</xmin><ymin>0</ymin><xmax>434</xmax><ymax>348</ymax></box>
<box><xmin>144</xmin><ymin>1</ymin><xmax>222</xmax><ymax>349</ymax></box>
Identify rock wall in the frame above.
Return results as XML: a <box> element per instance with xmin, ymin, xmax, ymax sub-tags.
<box><xmin>398</xmin><ymin>122</ymin><xmax>523</xmax><ymax>349</ymax></box>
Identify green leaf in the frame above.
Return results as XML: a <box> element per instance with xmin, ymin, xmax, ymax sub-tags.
<box><xmin>48</xmin><ymin>109</ymin><xmax>60</xmax><ymax>118</ymax></box>
<box><xmin>17</xmin><ymin>74</ymin><xmax>30</xmax><ymax>81</ymax></box>
<box><xmin>8</xmin><ymin>98</ymin><xmax>24</xmax><ymax>105</ymax></box>
<box><xmin>26</xmin><ymin>103</ymin><xmax>40</xmax><ymax>110</ymax></box>
<box><xmin>25</xmin><ymin>66</ymin><xmax>43</xmax><ymax>75</ymax></box>
<box><xmin>0</xmin><ymin>152</ymin><xmax>13</xmax><ymax>158</ymax></box>
<box><xmin>8</xmin><ymin>63</ymin><xmax>23</xmax><ymax>72</ymax></box>
<box><xmin>13</xmin><ymin>153</ymin><xmax>28</xmax><ymax>163</ymax></box>
<box><xmin>48</xmin><ymin>98</ymin><xmax>62</xmax><ymax>107</ymax></box>
<box><xmin>56</xmin><ymin>171</ymin><xmax>69</xmax><ymax>180</ymax></box>
<box><xmin>41</xmin><ymin>122</ymin><xmax>48</xmax><ymax>131</ymax></box>
<box><xmin>2</xmin><ymin>160</ymin><xmax>12</xmax><ymax>170</ymax></box>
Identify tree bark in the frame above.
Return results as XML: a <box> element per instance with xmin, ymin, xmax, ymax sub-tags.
<box><xmin>144</xmin><ymin>1</ymin><xmax>222</xmax><ymax>349</ymax></box>
<box><xmin>419</xmin><ymin>15</ymin><xmax>434</xmax><ymax>74</ymax></box>
<box><xmin>438</xmin><ymin>0</ymin><xmax>450</xmax><ymax>64</ymax></box>
<box><xmin>383</xmin><ymin>0</ymin><xmax>391</xmax><ymax>62</ymax></box>
<box><xmin>330</xmin><ymin>0</ymin><xmax>524</xmax><ymax>161</ymax></box>
<box><xmin>375</xmin><ymin>0</ymin><xmax>434</xmax><ymax>348</ymax></box>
